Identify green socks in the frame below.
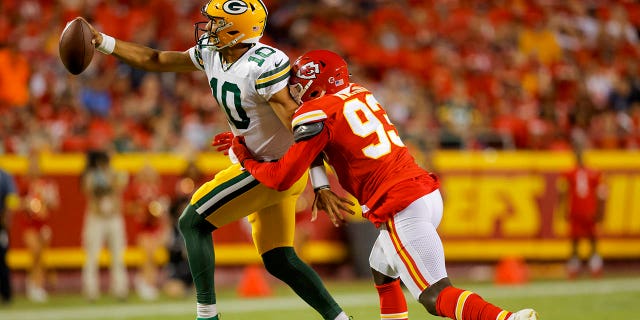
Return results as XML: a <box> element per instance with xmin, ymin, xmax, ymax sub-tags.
<box><xmin>179</xmin><ymin>205</ymin><xmax>217</xmax><ymax>305</ymax></box>
<box><xmin>262</xmin><ymin>247</ymin><xmax>343</xmax><ymax>319</ymax></box>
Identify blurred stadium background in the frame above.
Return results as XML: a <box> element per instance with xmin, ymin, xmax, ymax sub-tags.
<box><xmin>1</xmin><ymin>0</ymin><xmax>640</xmax><ymax>319</ymax></box>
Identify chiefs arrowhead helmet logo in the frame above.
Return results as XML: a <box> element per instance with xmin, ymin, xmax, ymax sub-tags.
<box><xmin>296</xmin><ymin>62</ymin><xmax>320</xmax><ymax>80</ymax></box>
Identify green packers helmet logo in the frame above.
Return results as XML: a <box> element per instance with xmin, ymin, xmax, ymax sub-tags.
<box><xmin>223</xmin><ymin>0</ymin><xmax>248</xmax><ymax>15</ymax></box>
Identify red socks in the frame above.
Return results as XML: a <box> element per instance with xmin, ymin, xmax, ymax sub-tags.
<box><xmin>376</xmin><ymin>280</ymin><xmax>513</xmax><ymax>320</ymax></box>
<box><xmin>375</xmin><ymin>279</ymin><xmax>408</xmax><ymax>320</ymax></box>
<box><xmin>435</xmin><ymin>286</ymin><xmax>512</xmax><ymax>320</ymax></box>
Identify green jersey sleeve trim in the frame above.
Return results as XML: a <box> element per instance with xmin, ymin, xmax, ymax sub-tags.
<box><xmin>188</xmin><ymin>46</ymin><xmax>205</xmax><ymax>71</ymax></box>
<box><xmin>255</xmin><ymin>62</ymin><xmax>290</xmax><ymax>90</ymax></box>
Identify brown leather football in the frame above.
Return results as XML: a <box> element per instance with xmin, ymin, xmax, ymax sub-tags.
<box><xmin>59</xmin><ymin>18</ymin><xmax>94</xmax><ymax>75</ymax></box>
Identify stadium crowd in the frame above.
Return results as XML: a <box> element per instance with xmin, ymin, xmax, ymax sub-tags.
<box><xmin>0</xmin><ymin>0</ymin><xmax>639</xmax><ymax>156</ymax></box>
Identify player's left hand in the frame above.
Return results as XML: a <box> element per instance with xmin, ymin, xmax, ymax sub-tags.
<box><xmin>312</xmin><ymin>188</ymin><xmax>356</xmax><ymax>227</ymax></box>
<box><xmin>231</xmin><ymin>136</ymin><xmax>253</xmax><ymax>166</ymax></box>
<box><xmin>212</xmin><ymin>131</ymin><xmax>234</xmax><ymax>155</ymax></box>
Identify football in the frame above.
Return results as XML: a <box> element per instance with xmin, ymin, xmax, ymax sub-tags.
<box><xmin>59</xmin><ymin>17</ymin><xmax>94</xmax><ymax>75</ymax></box>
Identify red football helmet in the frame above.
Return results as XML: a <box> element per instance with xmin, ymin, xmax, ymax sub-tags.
<box><xmin>289</xmin><ymin>50</ymin><xmax>350</xmax><ymax>104</ymax></box>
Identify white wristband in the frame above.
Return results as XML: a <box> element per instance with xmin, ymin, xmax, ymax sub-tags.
<box><xmin>96</xmin><ymin>33</ymin><xmax>116</xmax><ymax>55</ymax></box>
<box><xmin>309</xmin><ymin>165</ymin><xmax>330</xmax><ymax>190</ymax></box>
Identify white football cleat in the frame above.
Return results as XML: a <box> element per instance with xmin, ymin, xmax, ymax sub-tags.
<box><xmin>508</xmin><ymin>309</ymin><xmax>538</xmax><ymax>320</ymax></box>
<box><xmin>26</xmin><ymin>281</ymin><xmax>48</xmax><ymax>303</ymax></box>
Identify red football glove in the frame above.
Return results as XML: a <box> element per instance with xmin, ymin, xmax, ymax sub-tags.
<box><xmin>231</xmin><ymin>136</ymin><xmax>253</xmax><ymax>167</ymax></box>
<box><xmin>211</xmin><ymin>131</ymin><xmax>234</xmax><ymax>155</ymax></box>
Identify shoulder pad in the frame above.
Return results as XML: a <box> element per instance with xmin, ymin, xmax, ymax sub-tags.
<box><xmin>292</xmin><ymin>109</ymin><xmax>328</xmax><ymax>128</ymax></box>
<box><xmin>293</xmin><ymin>122</ymin><xmax>324</xmax><ymax>142</ymax></box>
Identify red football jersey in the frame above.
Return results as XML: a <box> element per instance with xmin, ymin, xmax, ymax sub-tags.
<box><xmin>563</xmin><ymin>167</ymin><xmax>604</xmax><ymax>218</ymax></box>
<box><xmin>243</xmin><ymin>84</ymin><xmax>439</xmax><ymax>225</ymax></box>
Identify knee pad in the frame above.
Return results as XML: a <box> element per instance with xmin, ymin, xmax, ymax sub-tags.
<box><xmin>178</xmin><ymin>205</ymin><xmax>215</xmax><ymax>236</ymax></box>
<box><xmin>419</xmin><ymin>277</ymin><xmax>451</xmax><ymax>315</ymax></box>
<box><xmin>261</xmin><ymin>247</ymin><xmax>296</xmax><ymax>278</ymax></box>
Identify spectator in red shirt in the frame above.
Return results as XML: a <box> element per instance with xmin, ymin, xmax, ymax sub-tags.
<box><xmin>125</xmin><ymin>164</ymin><xmax>169</xmax><ymax>301</ymax></box>
<box><xmin>18</xmin><ymin>154</ymin><xmax>59</xmax><ymax>302</ymax></box>
<box><xmin>559</xmin><ymin>144</ymin><xmax>607</xmax><ymax>279</ymax></box>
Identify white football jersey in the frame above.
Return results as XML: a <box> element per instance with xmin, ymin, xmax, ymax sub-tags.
<box><xmin>188</xmin><ymin>42</ymin><xmax>294</xmax><ymax>161</ymax></box>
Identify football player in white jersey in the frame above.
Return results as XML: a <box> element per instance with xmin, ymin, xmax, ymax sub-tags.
<box><xmin>79</xmin><ymin>1</ymin><xmax>352</xmax><ymax>319</ymax></box>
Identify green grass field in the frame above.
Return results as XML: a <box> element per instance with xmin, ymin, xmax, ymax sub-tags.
<box><xmin>2</xmin><ymin>276</ymin><xmax>640</xmax><ymax>319</ymax></box>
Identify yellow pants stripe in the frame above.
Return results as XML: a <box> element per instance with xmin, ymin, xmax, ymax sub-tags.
<box><xmin>192</xmin><ymin>170</ymin><xmax>258</xmax><ymax>217</ymax></box>
<box><xmin>387</xmin><ymin>219</ymin><xmax>429</xmax><ymax>291</ymax></box>
<box><xmin>189</xmin><ymin>164</ymin><xmax>308</xmax><ymax>254</ymax></box>
<box><xmin>380</xmin><ymin>311</ymin><xmax>409</xmax><ymax>319</ymax></box>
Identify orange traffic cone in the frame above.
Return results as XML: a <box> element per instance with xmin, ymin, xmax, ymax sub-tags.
<box><xmin>494</xmin><ymin>256</ymin><xmax>529</xmax><ymax>285</ymax></box>
<box><xmin>237</xmin><ymin>265</ymin><xmax>272</xmax><ymax>297</ymax></box>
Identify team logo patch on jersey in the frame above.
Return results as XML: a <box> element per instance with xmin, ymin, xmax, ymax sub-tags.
<box><xmin>223</xmin><ymin>0</ymin><xmax>248</xmax><ymax>15</ymax></box>
<box><xmin>297</xmin><ymin>62</ymin><xmax>320</xmax><ymax>79</ymax></box>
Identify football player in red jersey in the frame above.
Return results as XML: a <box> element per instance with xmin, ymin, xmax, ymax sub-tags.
<box><xmin>232</xmin><ymin>50</ymin><xmax>539</xmax><ymax>320</ymax></box>
<box><xmin>560</xmin><ymin>145</ymin><xmax>607</xmax><ymax>278</ymax></box>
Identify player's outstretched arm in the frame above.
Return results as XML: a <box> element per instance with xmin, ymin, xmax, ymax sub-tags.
<box><xmin>233</xmin><ymin>134</ymin><xmax>355</xmax><ymax>226</ymax></box>
<box><xmin>232</xmin><ymin>135</ymin><xmax>320</xmax><ymax>191</ymax></box>
<box><xmin>77</xmin><ymin>17</ymin><xmax>198</xmax><ymax>72</ymax></box>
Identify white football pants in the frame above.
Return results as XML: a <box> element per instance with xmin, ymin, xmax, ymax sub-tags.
<box><xmin>369</xmin><ymin>189</ymin><xmax>448</xmax><ymax>299</ymax></box>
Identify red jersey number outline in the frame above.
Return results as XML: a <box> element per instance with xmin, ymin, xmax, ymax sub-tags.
<box><xmin>342</xmin><ymin>93</ymin><xmax>404</xmax><ymax>159</ymax></box>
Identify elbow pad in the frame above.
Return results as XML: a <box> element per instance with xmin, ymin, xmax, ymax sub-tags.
<box><xmin>293</xmin><ymin>122</ymin><xmax>324</xmax><ymax>142</ymax></box>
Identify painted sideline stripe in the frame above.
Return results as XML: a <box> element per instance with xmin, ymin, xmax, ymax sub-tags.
<box><xmin>4</xmin><ymin>278</ymin><xmax>640</xmax><ymax>320</ymax></box>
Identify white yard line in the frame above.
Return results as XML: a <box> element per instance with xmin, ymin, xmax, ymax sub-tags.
<box><xmin>2</xmin><ymin>277</ymin><xmax>640</xmax><ymax>320</ymax></box>
<box><xmin>466</xmin><ymin>277</ymin><xmax>640</xmax><ymax>298</ymax></box>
